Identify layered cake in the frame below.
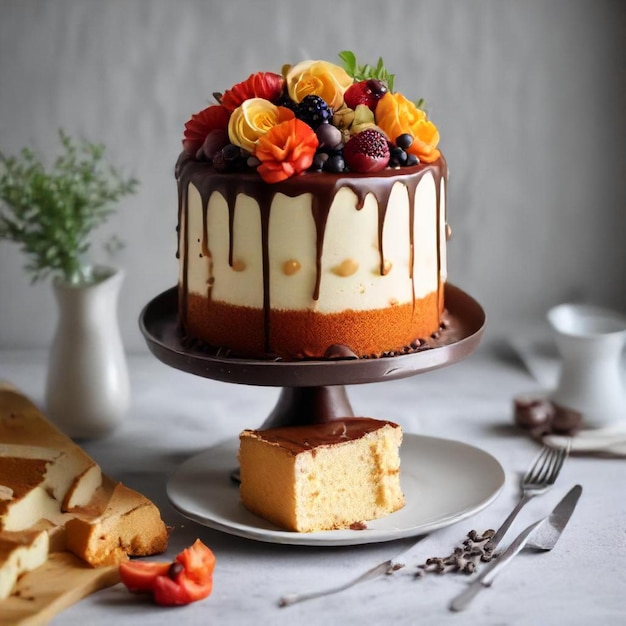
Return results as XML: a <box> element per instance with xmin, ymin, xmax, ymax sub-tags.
<box><xmin>238</xmin><ymin>418</ymin><xmax>404</xmax><ymax>532</ymax></box>
<box><xmin>177</xmin><ymin>53</ymin><xmax>448</xmax><ymax>359</ymax></box>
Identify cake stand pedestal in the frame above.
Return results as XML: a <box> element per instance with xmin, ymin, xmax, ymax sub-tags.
<box><xmin>139</xmin><ymin>284</ymin><xmax>485</xmax><ymax>429</ymax></box>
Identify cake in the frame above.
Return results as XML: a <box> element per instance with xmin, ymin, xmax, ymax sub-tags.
<box><xmin>0</xmin><ymin>383</ymin><xmax>169</xmax><ymax>597</ymax></box>
<box><xmin>238</xmin><ymin>418</ymin><xmax>404</xmax><ymax>532</ymax></box>
<box><xmin>176</xmin><ymin>53</ymin><xmax>448</xmax><ymax>359</ymax></box>
<box><xmin>65</xmin><ymin>477</ymin><xmax>169</xmax><ymax>567</ymax></box>
<box><xmin>0</xmin><ymin>529</ymin><xmax>48</xmax><ymax>600</ymax></box>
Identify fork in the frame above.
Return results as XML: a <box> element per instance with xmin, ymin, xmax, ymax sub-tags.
<box><xmin>488</xmin><ymin>442</ymin><xmax>570</xmax><ymax>551</ymax></box>
<box><xmin>278</xmin><ymin>559</ymin><xmax>397</xmax><ymax>607</ymax></box>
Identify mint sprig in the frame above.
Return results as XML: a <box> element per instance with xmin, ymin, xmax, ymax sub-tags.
<box><xmin>339</xmin><ymin>50</ymin><xmax>395</xmax><ymax>92</ymax></box>
<box><xmin>0</xmin><ymin>130</ymin><xmax>138</xmax><ymax>284</ymax></box>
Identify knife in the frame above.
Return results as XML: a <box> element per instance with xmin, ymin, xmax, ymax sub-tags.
<box><xmin>449</xmin><ymin>484</ymin><xmax>582</xmax><ymax>612</ymax></box>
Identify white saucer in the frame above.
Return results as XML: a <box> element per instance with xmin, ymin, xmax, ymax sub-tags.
<box><xmin>166</xmin><ymin>434</ymin><xmax>505</xmax><ymax>546</ymax></box>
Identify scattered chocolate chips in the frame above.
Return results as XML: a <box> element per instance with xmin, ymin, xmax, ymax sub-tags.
<box><xmin>414</xmin><ymin>529</ymin><xmax>496</xmax><ymax>579</ymax></box>
<box><xmin>349</xmin><ymin>521</ymin><xmax>368</xmax><ymax>530</ymax></box>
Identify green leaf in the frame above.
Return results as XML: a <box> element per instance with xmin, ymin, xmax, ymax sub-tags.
<box><xmin>338</xmin><ymin>51</ymin><xmax>395</xmax><ymax>92</ymax></box>
<box><xmin>338</xmin><ymin>50</ymin><xmax>357</xmax><ymax>75</ymax></box>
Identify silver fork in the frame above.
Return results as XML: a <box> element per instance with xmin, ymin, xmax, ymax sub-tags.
<box><xmin>488</xmin><ymin>442</ymin><xmax>570</xmax><ymax>551</ymax></box>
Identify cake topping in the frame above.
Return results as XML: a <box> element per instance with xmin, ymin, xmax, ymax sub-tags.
<box><xmin>342</xmin><ymin>128</ymin><xmax>390</xmax><ymax>173</ymax></box>
<box><xmin>182</xmin><ymin>52</ymin><xmax>440</xmax><ymax>183</ymax></box>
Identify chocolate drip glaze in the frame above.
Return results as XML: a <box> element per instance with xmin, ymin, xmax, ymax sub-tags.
<box><xmin>176</xmin><ymin>154</ymin><xmax>447</xmax><ymax>354</ymax></box>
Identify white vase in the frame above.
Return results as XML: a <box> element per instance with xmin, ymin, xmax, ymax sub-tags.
<box><xmin>45</xmin><ymin>266</ymin><xmax>130</xmax><ymax>438</ymax></box>
<box><xmin>548</xmin><ymin>303</ymin><xmax>626</xmax><ymax>428</ymax></box>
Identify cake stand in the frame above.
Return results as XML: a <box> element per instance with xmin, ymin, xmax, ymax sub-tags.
<box><xmin>139</xmin><ymin>285</ymin><xmax>500</xmax><ymax>546</ymax></box>
<box><xmin>139</xmin><ymin>283</ymin><xmax>486</xmax><ymax>429</ymax></box>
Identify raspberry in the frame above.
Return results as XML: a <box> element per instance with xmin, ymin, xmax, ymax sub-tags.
<box><xmin>342</xmin><ymin>129</ymin><xmax>390</xmax><ymax>173</ymax></box>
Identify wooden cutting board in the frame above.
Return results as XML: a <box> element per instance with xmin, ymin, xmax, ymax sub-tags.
<box><xmin>2</xmin><ymin>552</ymin><xmax>119</xmax><ymax>625</ymax></box>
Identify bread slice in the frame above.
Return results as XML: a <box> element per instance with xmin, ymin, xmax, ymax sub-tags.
<box><xmin>0</xmin><ymin>383</ymin><xmax>169</xmax><ymax>598</ymax></box>
<box><xmin>238</xmin><ymin>418</ymin><xmax>405</xmax><ymax>532</ymax></box>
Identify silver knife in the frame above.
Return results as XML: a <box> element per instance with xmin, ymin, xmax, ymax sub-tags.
<box><xmin>450</xmin><ymin>484</ymin><xmax>582</xmax><ymax>612</ymax></box>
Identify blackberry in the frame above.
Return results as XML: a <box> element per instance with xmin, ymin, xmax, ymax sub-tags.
<box><xmin>295</xmin><ymin>95</ymin><xmax>333</xmax><ymax>130</ymax></box>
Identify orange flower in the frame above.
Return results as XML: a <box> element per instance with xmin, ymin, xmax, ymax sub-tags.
<box><xmin>255</xmin><ymin>119</ymin><xmax>319</xmax><ymax>183</ymax></box>
<box><xmin>375</xmin><ymin>92</ymin><xmax>441</xmax><ymax>163</ymax></box>
<box><xmin>221</xmin><ymin>72</ymin><xmax>284</xmax><ymax>112</ymax></box>
<box><xmin>182</xmin><ymin>105</ymin><xmax>230</xmax><ymax>154</ymax></box>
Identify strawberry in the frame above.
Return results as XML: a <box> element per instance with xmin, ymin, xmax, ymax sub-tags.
<box><xmin>343</xmin><ymin>129</ymin><xmax>390</xmax><ymax>173</ymax></box>
<box><xmin>344</xmin><ymin>79</ymin><xmax>388</xmax><ymax>111</ymax></box>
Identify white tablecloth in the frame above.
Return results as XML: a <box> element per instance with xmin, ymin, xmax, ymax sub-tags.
<box><xmin>1</xmin><ymin>345</ymin><xmax>624</xmax><ymax>626</ymax></box>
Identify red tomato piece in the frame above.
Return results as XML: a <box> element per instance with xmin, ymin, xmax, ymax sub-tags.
<box><xmin>175</xmin><ymin>539</ymin><xmax>216</xmax><ymax>583</ymax></box>
<box><xmin>118</xmin><ymin>539</ymin><xmax>216</xmax><ymax>606</ymax></box>
<box><xmin>119</xmin><ymin>560</ymin><xmax>171</xmax><ymax>593</ymax></box>
<box><xmin>152</xmin><ymin>571</ymin><xmax>214</xmax><ymax>606</ymax></box>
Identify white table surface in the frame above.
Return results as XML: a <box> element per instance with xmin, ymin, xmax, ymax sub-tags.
<box><xmin>1</xmin><ymin>344</ymin><xmax>624</xmax><ymax>626</ymax></box>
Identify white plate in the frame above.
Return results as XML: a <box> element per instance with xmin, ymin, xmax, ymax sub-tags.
<box><xmin>167</xmin><ymin>434</ymin><xmax>505</xmax><ymax>546</ymax></box>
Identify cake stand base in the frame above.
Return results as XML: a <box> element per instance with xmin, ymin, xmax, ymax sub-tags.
<box><xmin>262</xmin><ymin>386</ymin><xmax>354</xmax><ymax>428</ymax></box>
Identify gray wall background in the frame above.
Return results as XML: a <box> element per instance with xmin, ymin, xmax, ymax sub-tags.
<box><xmin>1</xmin><ymin>0</ymin><xmax>624</xmax><ymax>352</ymax></box>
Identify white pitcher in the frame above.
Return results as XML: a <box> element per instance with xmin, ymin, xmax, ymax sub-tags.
<box><xmin>547</xmin><ymin>303</ymin><xmax>626</xmax><ymax>428</ymax></box>
<box><xmin>45</xmin><ymin>266</ymin><xmax>130</xmax><ymax>438</ymax></box>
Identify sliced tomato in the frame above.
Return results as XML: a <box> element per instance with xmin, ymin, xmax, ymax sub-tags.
<box><xmin>118</xmin><ymin>539</ymin><xmax>216</xmax><ymax>606</ymax></box>
<box><xmin>175</xmin><ymin>539</ymin><xmax>216</xmax><ymax>583</ymax></box>
<box><xmin>152</xmin><ymin>571</ymin><xmax>214</xmax><ymax>606</ymax></box>
<box><xmin>119</xmin><ymin>560</ymin><xmax>171</xmax><ymax>593</ymax></box>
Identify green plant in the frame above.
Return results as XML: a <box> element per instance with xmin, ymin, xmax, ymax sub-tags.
<box><xmin>338</xmin><ymin>50</ymin><xmax>396</xmax><ymax>92</ymax></box>
<box><xmin>0</xmin><ymin>130</ymin><xmax>138</xmax><ymax>284</ymax></box>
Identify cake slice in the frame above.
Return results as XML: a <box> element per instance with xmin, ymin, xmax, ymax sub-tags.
<box><xmin>0</xmin><ymin>383</ymin><xmax>169</xmax><ymax>599</ymax></box>
<box><xmin>0</xmin><ymin>528</ymin><xmax>48</xmax><ymax>600</ymax></box>
<box><xmin>238</xmin><ymin>418</ymin><xmax>405</xmax><ymax>532</ymax></box>
<box><xmin>0</xmin><ymin>384</ymin><xmax>103</xmax><ymax>524</ymax></box>
<box><xmin>65</xmin><ymin>477</ymin><xmax>170</xmax><ymax>566</ymax></box>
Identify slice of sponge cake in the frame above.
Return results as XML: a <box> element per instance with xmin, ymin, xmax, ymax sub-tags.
<box><xmin>238</xmin><ymin>418</ymin><xmax>405</xmax><ymax>532</ymax></box>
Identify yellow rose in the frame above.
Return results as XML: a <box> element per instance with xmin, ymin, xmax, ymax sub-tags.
<box><xmin>228</xmin><ymin>99</ymin><xmax>295</xmax><ymax>154</ymax></box>
<box><xmin>285</xmin><ymin>60</ymin><xmax>353</xmax><ymax>110</ymax></box>
<box><xmin>375</xmin><ymin>92</ymin><xmax>441</xmax><ymax>163</ymax></box>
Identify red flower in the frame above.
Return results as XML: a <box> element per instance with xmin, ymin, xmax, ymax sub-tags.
<box><xmin>256</xmin><ymin>119</ymin><xmax>319</xmax><ymax>183</ymax></box>
<box><xmin>221</xmin><ymin>72</ymin><xmax>284</xmax><ymax>112</ymax></box>
<box><xmin>182</xmin><ymin>105</ymin><xmax>230</xmax><ymax>154</ymax></box>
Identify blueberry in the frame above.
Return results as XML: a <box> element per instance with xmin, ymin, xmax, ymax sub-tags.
<box><xmin>405</xmin><ymin>153</ymin><xmax>419</xmax><ymax>166</ymax></box>
<box><xmin>325</xmin><ymin>154</ymin><xmax>345</xmax><ymax>173</ymax></box>
<box><xmin>311</xmin><ymin>152</ymin><xmax>329</xmax><ymax>171</ymax></box>
<box><xmin>390</xmin><ymin>146</ymin><xmax>408</xmax><ymax>164</ymax></box>
<box><xmin>396</xmin><ymin>133</ymin><xmax>413</xmax><ymax>150</ymax></box>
